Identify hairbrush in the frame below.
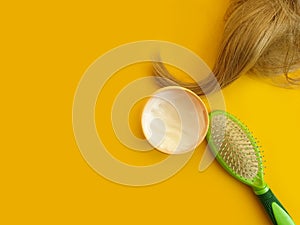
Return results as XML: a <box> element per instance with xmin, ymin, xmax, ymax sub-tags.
<box><xmin>206</xmin><ymin>110</ymin><xmax>295</xmax><ymax>225</ymax></box>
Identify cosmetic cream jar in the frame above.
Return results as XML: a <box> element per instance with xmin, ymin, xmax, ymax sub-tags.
<box><xmin>141</xmin><ymin>86</ymin><xmax>209</xmax><ymax>154</ymax></box>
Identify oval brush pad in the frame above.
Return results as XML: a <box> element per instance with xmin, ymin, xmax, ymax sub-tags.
<box><xmin>207</xmin><ymin>110</ymin><xmax>264</xmax><ymax>189</ymax></box>
<box><xmin>206</xmin><ymin>110</ymin><xmax>295</xmax><ymax>225</ymax></box>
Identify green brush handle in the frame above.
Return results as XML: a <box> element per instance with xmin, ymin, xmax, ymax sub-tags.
<box><xmin>256</xmin><ymin>188</ymin><xmax>295</xmax><ymax>225</ymax></box>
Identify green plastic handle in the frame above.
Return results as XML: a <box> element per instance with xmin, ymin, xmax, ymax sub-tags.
<box><xmin>256</xmin><ymin>188</ymin><xmax>295</xmax><ymax>225</ymax></box>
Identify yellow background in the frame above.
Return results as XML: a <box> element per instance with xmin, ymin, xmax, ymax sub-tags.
<box><xmin>1</xmin><ymin>0</ymin><xmax>299</xmax><ymax>224</ymax></box>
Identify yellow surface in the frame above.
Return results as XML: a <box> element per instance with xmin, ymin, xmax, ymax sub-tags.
<box><xmin>1</xmin><ymin>0</ymin><xmax>299</xmax><ymax>224</ymax></box>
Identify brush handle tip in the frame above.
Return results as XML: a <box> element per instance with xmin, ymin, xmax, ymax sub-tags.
<box><xmin>256</xmin><ymin>188</ymin><xmax>295</xmax><ymax>225</ymax></box>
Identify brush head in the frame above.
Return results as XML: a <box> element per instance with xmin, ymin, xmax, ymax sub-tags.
<box><xmin>207</xmin><ymin>110</ymin><xmax>265</xmax><ymax>189</ymax></box>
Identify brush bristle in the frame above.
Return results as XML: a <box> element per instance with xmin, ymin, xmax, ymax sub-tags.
<box><xmin>210</xmin><ymin>114</ymin><xmax>263</xmax><ymax>180</ymax></box>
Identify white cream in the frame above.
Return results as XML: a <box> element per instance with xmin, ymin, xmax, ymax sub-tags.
<box><xmin>141</xmin><ymin>87</ymin><xmax>208</xmax><ymax>154</ymax></box>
